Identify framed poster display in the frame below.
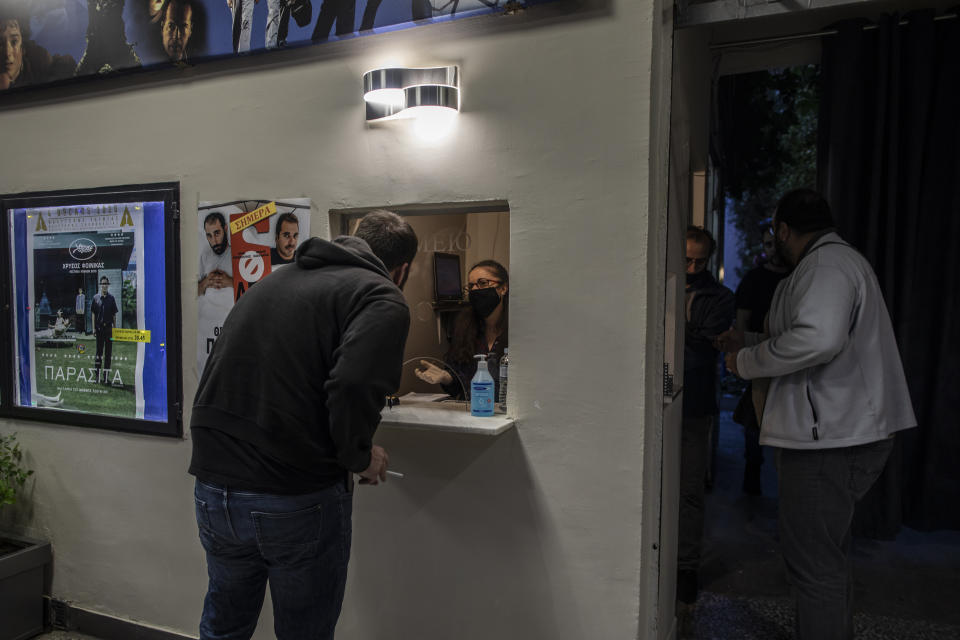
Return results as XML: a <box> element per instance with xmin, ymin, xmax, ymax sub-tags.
<box><xmin>0</xmin><ymin>183</ymin><xmax>182</xmax><ymax>437</ymax></box>
<box><xmin>0</xmin><ymin>0</ymin><xmax>562</xmax><ymax>96</ymax></box>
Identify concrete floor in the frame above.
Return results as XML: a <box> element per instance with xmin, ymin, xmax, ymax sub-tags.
<box><xmin>682</xmin><ymin>399</ymin><xmax>960</xmax><ymax>639</ymax></box>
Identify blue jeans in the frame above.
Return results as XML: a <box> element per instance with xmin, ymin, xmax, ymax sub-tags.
<box><xmin>194</xmin><ymin>478</ymin><xmax>353</xmax><ymax>640</ymax></box>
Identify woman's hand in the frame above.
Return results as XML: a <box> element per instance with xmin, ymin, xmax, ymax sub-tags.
<box><xmin>415</xmin><ymin>360</ymin><xmax>453</xmax><ymax>386</ymax></box>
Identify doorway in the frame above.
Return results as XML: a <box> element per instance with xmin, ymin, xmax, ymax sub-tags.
<box><xmin>667</xmin><ymin>10</ymin><xmax>960</xmax><ymax>639</ymax></box>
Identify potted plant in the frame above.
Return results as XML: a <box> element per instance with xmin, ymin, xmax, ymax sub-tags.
<box><xmin>0</xmin><ymin>432</ymin><xmax>51</xmax><ymax>640</ymax></box>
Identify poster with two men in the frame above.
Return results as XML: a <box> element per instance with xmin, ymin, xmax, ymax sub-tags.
<box><xmin>196</xmin><ymin>198</ymin><xmax>311</xmax><ymax>374</ymax></box>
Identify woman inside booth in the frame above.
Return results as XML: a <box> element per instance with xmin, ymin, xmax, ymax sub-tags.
<box><xmin>415</xmin><ymin>260</ymin><xmax>509</xmax><ymax>400</ymax></box>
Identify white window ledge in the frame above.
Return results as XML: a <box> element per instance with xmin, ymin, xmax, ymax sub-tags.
<box><xmin>379</xmin><ymin>401</ymin><xmax>515</xmax><ymax>435</ymax></box>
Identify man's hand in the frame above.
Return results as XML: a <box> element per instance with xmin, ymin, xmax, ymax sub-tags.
<box><xmin>198</xmin><ymin>270</ymin><xmax>231</xmax><ymax>295</ymax></box>
<box><xmin>415</xmin><ymin>360</ymin><xmax>453</xmax><ymax>386</ymax></box>
<box><xmin>725</xmin><ymin>351</ymin><xmax>740</xmax><ymax>377</ymax></box>
<box><xmin>358</xmin><ymin>445</ymin><xmax>389</xmax><ymax>485</ymax></box>
<box><xmin>714</xmin><ymin>328</ymin><xmax>745</xmax><ymax>353</ymax></box>
<box><xmin>198</xmin><ymin>274</ymin><xmax>211</xmax><ymax>296</ymax></box>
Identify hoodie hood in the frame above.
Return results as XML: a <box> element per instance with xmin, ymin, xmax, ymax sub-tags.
<box><xmin>295</xmin><ymin>236</ymin><xmax>391</xmax><ymax>279</ymax></box>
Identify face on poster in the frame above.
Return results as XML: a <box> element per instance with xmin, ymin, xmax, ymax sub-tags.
<box><xmin>8</xmin><ymin>203</ymin><xmax>153</xmax><ymax>418</ymax></box>
<box><xmin>1</xmin><ymin>0</ymin><xmax>557</xmax><ymax>92</ymax></box>
<box><xmin>197</xmin><ymin>198</ymin><xmax>311</xmax><ymax>374</ymax></box>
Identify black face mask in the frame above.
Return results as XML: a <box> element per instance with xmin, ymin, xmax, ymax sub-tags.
<box><xmin>686</xmin><ymin>271</ymin><xmax>709</xmax><ymax>286</ymax></box>
<box><xmin>469</xmin><ymin>287</ymin><xmax>501</xmax><ymax>318</ymax></box>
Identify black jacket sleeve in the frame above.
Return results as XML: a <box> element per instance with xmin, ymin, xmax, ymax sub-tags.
<box><xmin>323</xmin><ymin>297</ymin><xmax>410</xmax><ymax>473</ymax></box>
<box><xmin>686</xmin><ymin>287</ymin><xmax>736</xmax><ymax>353</ymax></box>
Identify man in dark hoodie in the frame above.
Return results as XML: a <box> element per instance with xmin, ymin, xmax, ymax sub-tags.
<box><xmin>189</xmin><ymin>209</ymin><xmax>417</xmax><ymax>640</ymax></box>
<box><xmin>677</xmin><ymin>225</ymin><xmax>735</xmax><ymax>613</ymax></box>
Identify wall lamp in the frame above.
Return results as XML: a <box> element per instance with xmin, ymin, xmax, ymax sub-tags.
<box><xmin>362</xmin><ymin>66</ymin><xmax>460</xmax><ymax>121</ymax></box>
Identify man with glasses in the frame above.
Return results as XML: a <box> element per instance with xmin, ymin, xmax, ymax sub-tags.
<box><xmin>677</xmin><ymin>226</ymin><xmax>735</xmax><ymax>614</ymax></box>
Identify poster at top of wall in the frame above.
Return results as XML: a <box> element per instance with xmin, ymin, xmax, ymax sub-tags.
<box><xmin>197</xmin><ymin>198</ymin><xmax>311</xmax><ymax>375</ymax></box>
<box><xmin>0</xmin><ymin>0</ymin><xmax>554</xmax><ymax>94</ymax></box>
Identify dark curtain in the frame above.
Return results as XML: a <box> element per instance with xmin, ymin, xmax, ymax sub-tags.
<box><xmin>817</xmin><ymin>9</ymin><xmax>960</xmax><ymax>534</ymax></box>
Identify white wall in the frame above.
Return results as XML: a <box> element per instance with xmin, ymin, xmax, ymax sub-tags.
<box><xmin>0</xmin><ymin>1</ymin><xmax>670</xmax><ymax>637</ymax></box>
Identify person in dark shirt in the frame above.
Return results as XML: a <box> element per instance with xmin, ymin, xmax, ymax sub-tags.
<box><xmin>90</xmin><ymin>276</ymin><xmax>119</xmax><ymax>384</ymax></box>
<box><xmin>415</xmin><ymin>260</ymin><xmax>508</xmax><ymax>401</ymax></box>
<box><xmin>733</xmin><ymin>227</ymin><xmax>789</xmax><ymax>495</ymax></box>
<box><xmin>269</xmin><ymin>212</ymin><xmax>300</xmax><ymax>266</ymax></box>
<box><xmin>189</xmin><ymin>209</ymin><xmax>417</xmax><ymax>640</ymax></box>
<box><xmin>678</xmin><ymin>226</ymin><xmax>735</xmax><ymax>609</ymax></box>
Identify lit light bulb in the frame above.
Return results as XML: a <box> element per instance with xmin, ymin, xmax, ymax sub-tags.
<box><xmin>409</xmin><ymin>106</ymin><xmax>458</xmax><ymax>143</ymax></box>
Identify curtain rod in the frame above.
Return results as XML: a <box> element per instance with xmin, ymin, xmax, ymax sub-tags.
<box><xmin>709</xmin><ymin>12</ymin><xmax>957</xmax><ymax>50</ymax></box>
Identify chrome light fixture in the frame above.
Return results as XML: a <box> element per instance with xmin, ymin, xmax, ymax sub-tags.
<box><xmin>362</xmin><ymin>66</ymin><xmax>460</xmax><ymax>121</ymax></box>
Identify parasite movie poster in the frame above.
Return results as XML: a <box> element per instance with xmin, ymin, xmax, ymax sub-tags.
<box><xmin>7</xmin><ymin>200</ymin><xmax>170</xmax><ymax>421</ymax></box>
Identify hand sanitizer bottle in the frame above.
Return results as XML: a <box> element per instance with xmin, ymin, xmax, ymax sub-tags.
<box><xmin>498</xmin><ymin>348</ymin><xmax>509</xmax><ymax>413</ymax></box>
<box><xmin>470</xmin><ymin>354</ymin><xmax>495</xmax><ymax>417</ymax></box>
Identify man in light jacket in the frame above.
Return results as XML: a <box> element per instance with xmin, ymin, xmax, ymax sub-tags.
<box><xmin>718</xmin><ymin>189</ymin><xmax>916</xmax><ymax>640</ymax></box>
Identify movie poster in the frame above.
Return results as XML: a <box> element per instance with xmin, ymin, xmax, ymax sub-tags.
<box><xmin>0</xmin><ymin>0</ymin><xmax>551</xmax><ymax>93</ymax></box>
<box><xmin>197</xmin><ymin>198</ymin><xmax>311</xmax><ymax>374</ymax></box>
<box><xmin>8</xmin><ymin>203</ymin><xmax>159</xmax><ymax>418</ymax></box>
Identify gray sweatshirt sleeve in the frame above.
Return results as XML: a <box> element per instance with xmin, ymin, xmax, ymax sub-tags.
<box><xmin>737</xmin><ymin>264</ymin><xmax>857</xmax><ymax>380</ymax></box>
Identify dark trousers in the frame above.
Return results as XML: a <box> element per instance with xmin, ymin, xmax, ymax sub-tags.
<box><xmin>744</xmin><ymin>426</ymin><xmax>763</xmax><ymax>470</ymax></box>
<box><xmin>194</xmin><ymin>478</ymin><xmax>353</xmax><ymax>640</ymax></box>
<box><xmin>312</xmin><ymin>0</ymin><xmax>356</xmax><ymax>39</ymax></box>
<box><xmin>776</xmin><ymin>437</ymin><xmax>894</xmax><ymax>640</ymax></box>
<box><xmin>678</xmin><ymin>415</ymin><xmax>713</xmax><ymax>573</ymax></box>
<box><xmin>735</xmin><ymin>385</ymin><xmax>764</xmax><ymax>488</ymax></box>
<box><xmin>360</xmin><ymin>0</ymin><xmax>431</xmax><ymax>30</ymax></box>
<box><xmin>94</xmin><ymin>325</ymin><xmax>113</xmax><ymax>380</ymax></box>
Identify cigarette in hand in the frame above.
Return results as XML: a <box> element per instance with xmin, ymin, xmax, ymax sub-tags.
<box><xmin>386</xmin><ymin>470</ymin><xmax>404</xmax><ymax>479</ymax></box>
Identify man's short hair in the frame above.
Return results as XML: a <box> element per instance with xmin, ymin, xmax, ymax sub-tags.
<box><xmin>204</xmin><ymin>211</ymin><xmax>226</xmax><ymax>230</ymax></box>
<box><xmin>100</xmin><ymin>276</ymin><xmax>110</xmax><ymax>284</ymax></box>
<box><xmin>354</xmin><ymin>209</ymin><xmax>418</xmax><ymax>272</ymax></box>
<box><xmin>686</xmin><ymin>225</ymin><xmax>716</xmax><ymax>257</ymax></box>
<box><xmin>274</xmin><ymin>212</ymin><xmax>299</xmax><ymax>241</ymax></box>
<box><xmin>775</xmin><ymin>189</ymin><xmax>835</xmax><ymax>233</ymax></box>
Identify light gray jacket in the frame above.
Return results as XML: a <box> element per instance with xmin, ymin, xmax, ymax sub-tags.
<box><xmin>737</xmin><ymin>232</ymin><xmax>916</xmax><ymax>449</ymax></box>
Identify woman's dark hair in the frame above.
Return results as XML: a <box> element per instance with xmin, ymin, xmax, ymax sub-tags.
<box><xmin>447</xmin><ymin>260</ymin><xmax>509</xmax><ymax>365</ymax></box>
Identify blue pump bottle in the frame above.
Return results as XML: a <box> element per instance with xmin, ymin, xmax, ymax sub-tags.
<box><xmin>470</xmin><ymin>354</ymin><xmax>495</xmax><ymax>417</ymax></box>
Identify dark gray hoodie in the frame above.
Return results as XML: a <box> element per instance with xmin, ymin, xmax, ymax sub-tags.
<box><xmin>190</xmin><ymin>236</ymin><xmax>410</xmax><ymax>492</ymax></box>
